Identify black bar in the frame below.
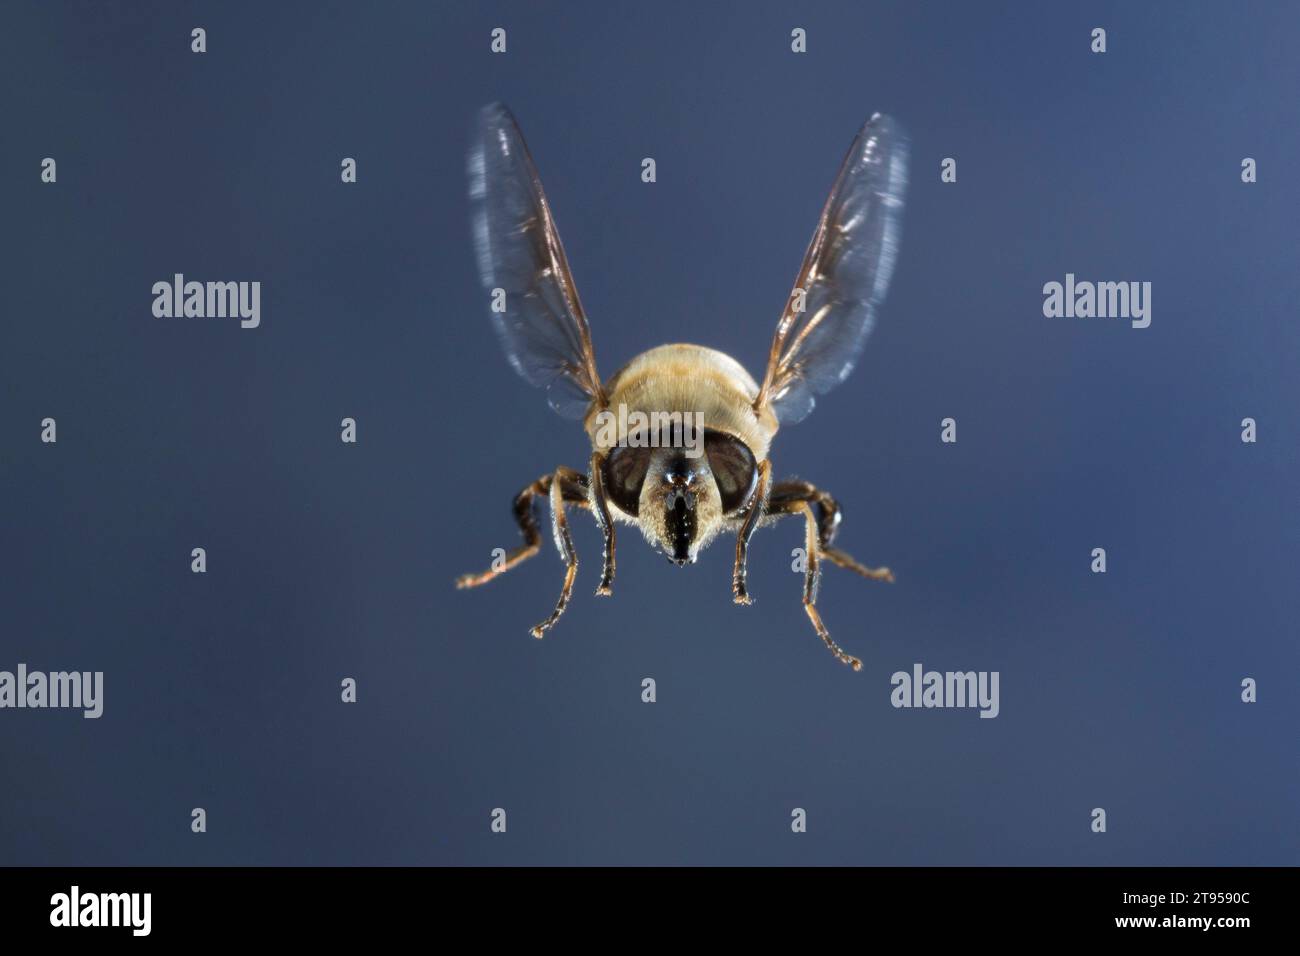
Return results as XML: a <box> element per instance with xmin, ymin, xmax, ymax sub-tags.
<box><xmin>0</xmin><ymin>866</ymin><xmax>1285</xmax><ymax>941</ymax></box>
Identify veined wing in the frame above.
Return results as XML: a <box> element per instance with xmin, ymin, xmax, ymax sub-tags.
<box><xmin>468</xmin><ymin>103</ymin><xmax>606</xmax><ymax>418</ymax></box>
<box><xmin>755</xmin><ymin>114</ymin><xmax>909</xmax><ymax>424</ymax></box>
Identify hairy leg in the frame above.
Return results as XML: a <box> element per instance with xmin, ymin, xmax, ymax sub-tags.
<box><xmin>732</xmin><ymin>460</ymin><xmax>772</xmax><ymax>605</ymax></box>
<box><xmin>589</xmin><ymin>451</ymin><xmax>617</xmax><ymax>596</ymax></box>
<box><xmin>791</xmin><ymin>501</ymin><xmax>862</xmax><ymax>670</ymax></box>
<box><xmin>454</xmin><ymin>468</ymin><xmax>590</xmax><ymax>592</ymax></box>
<box><xmin>767</xmin><ymin>480</ymin><xmax>894</xmax><ymax>583</ymax></box>
<box><xmin>527</xmin><ymin>466</ymin><xmax>590</xmax><ymax>638</ymax></box>
<box><xmin>762</xmin><ymin>479</ymin><xmax>895</xmax><ymax>670</ymax></box>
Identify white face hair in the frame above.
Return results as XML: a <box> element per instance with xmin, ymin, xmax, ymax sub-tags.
<box><xmin>636</xmin><ymin>447</ymin><xmax>726</xmax><ymax>566</ymax></box>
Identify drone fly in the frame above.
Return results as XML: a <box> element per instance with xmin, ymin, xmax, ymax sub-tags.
<box><xmin>457</xmin><ymin>103</ymin><xmax>909</xmax><ymax>670</ymax></box>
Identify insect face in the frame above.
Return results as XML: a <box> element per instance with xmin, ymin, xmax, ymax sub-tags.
<box><xmin>641</xmin><ymin>448</ymin><xmax>723</xmax><ymax>566</ymax></box>
<box><xmin>602</xmin><ymin>430</ymin><xmax>761</xmax><ymax>566</ymax></box>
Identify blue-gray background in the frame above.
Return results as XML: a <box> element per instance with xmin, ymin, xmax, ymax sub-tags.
<box><xmin>1</xmin><ymin>1</ymin><xmax>1296</xmax><ymax>866</ymax></box>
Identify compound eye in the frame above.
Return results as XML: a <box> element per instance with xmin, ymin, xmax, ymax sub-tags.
<box><xmin>705</xmin><ymin>431</ymin><xmax>758</xmax><ymax>515</ymax></box>
<box><xmin>602</xmin><ymin>446</ymin><xmax>652</xmax><ymax>516</ymax></box>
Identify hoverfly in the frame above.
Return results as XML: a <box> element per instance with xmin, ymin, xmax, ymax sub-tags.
<box><xmin>457</xmin><ymin>103</ymin><xmax>908</xmax><ymax>670</ymax></box>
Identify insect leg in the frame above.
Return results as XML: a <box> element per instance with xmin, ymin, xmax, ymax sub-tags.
<box><xmin>768</xmin><ymin>480</ymin><xmax>894</xmax><ymax>583</ymax></box>
<box><xmin>732</xmin><ymin>459</ymin><xmax>772</xmax><ymax>605</ymax></box>
<box><xmin>454</xmin><ymin>473</ymin><xmax>554</xmax><ymax>589</ymax></box>
<box><xmin>529</xmin><ymin>466</ymin><xmax>589</xmax><ymax>638</ymax></box>
<box><xmin>589</xmin><ymin>452</ymin><xmax>617</xmax><ymax>596</ymax></box>
<box><xmin>821</xmin><ymin>546</ymin><xmax>895</xmax><ymax>582</ymax></box>
<box><xmin>791</xmin><ymin>500</ymin><xmax>862</xmax><ymax>671</ymax></box>
<box><xmin>455</xmin><ymin>471</ymin><xmax>590</xmax><ymax>590</ymax></box>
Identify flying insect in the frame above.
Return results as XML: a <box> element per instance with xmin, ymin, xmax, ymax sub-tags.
<box><xmin>457</xmin><ymin>103</ymin><xmax>909</xmax><ymax>670</ymax></box>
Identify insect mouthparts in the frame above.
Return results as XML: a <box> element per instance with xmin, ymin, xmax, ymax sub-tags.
<box><xmin>664</xmin><ymin>547</ymin><xmax>695</xmax><ymax>568</ymax></box>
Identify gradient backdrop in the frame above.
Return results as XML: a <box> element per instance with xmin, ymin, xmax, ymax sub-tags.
<box><xmin>2</xmin><ymin>1</ymin><xmax>1297</xmax><ymax>865</ymax></box>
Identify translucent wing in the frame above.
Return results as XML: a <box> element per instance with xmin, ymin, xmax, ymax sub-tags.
<box><xmin>468</xmin><ymin>103</ymin><xmax>606</xmax><ymax>418</ymax></box>
<box><xmin>754</xmin><ymin>114</ymin><xmax>909</xmax><ymax>425</ymax></box>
